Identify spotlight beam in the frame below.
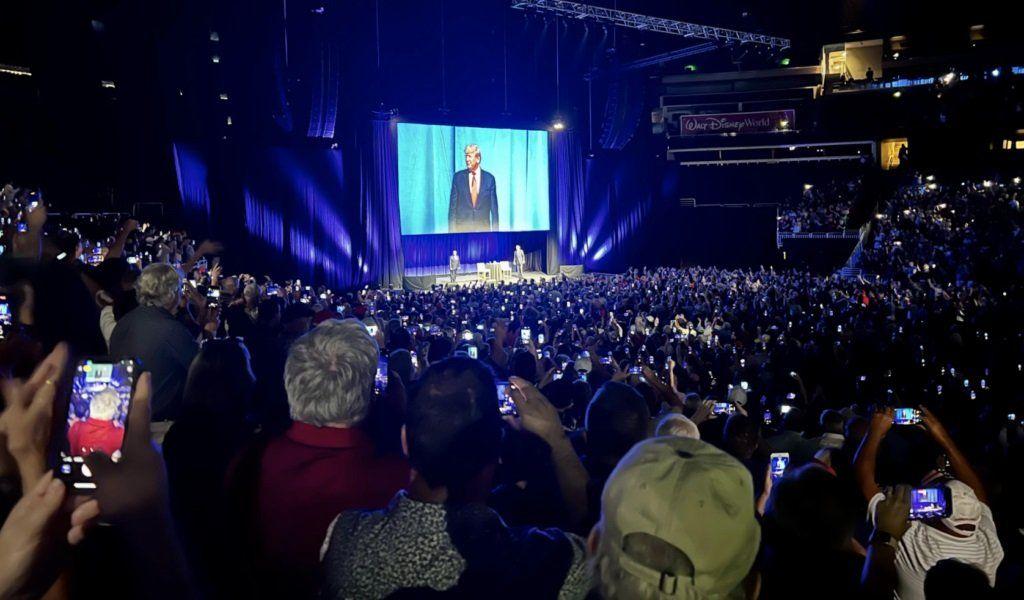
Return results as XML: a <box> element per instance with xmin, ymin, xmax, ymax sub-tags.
<box><xmin>511</xmin><ymin>0</ymin><xmax>790</xmax><ymax>50</ymax></box>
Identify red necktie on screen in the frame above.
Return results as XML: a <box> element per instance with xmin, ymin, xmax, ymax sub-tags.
<box><xmin>470</xmin><ymin>172</ymin><xmax>479</xmax><ymax>208</ymax></box>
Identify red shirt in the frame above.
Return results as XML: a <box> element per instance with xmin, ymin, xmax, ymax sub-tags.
<box><xmin>67</xmin><ymin>418</ymin><xmax>124</xmax><ymax>457</ymax></box>
<box><xmin>254</xmin><ymin>422</ymin><xmax>408</xmax><ymax>592</ymax></box>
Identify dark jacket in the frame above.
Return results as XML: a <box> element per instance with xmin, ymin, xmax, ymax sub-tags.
<box><xmin>448</xmin><ymin>169</ymin><xmax>498</xmax><ymax>233</ymax></box>
<box><xmin>109</xmin><ymin>305</ymin><xmax>197</xmax><ymax>421</ymax></box>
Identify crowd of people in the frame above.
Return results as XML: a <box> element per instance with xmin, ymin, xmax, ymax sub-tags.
<box><xmin>857</xmin><ymin>176</ymin><xmax>1024</xmax><ymax>286</ymax></box>
<box><xmin>0</xmin><ymin>174</ymin><xmax>1021</xmax><ymax>599</ymax></box>
<box><xmin>776</xmin><ymin>178</ymin><xmax>860</xmax><ymax>233</ymax></box>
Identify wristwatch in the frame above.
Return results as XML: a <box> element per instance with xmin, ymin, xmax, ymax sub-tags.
<box><xmin>868</xmin><ymin>530</ymin><xmax>900</xmax><ymax>550</ymax></box>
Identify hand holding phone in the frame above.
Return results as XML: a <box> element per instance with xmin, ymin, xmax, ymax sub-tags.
<box><xmin>59</xmin><ymin>359</ymin><xmax>139</xmax><ymax>492</ymax></box>
<box><xmin>497</xmin><ymin>381</ymin><xmax>516</xmax><ymax>416</ymax></box>
<box><xmin>909</xmin><ymin>486</ymin><xmax>952</xmax><ymax>520</ymax></box>
<box><xmin>874</xmin><ymin>485</ymin><xmax>912</xmax><ymax>540</ymax></box>
<box><xmin>67</xmin><ymin>370</ymin><xmax>179</xmax><ymax>541</ymax></box>
<box><xmin>893</xmin><ymin>408</ymin><xmax>921</xmax><ymax>425</ymax></box>
<box><xmin>712</xmin><ymin>402</ymin><xmax>736</xmax><ymax>416</ymax></box>
<box><xmin>769</xmin><ymin>452</ymin><xmax>790</xmax><ymax>482</ymax></box>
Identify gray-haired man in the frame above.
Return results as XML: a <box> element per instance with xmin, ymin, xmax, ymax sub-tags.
<box><xmin>109</xmin><ymin>263</ymin><xmax>197</xmax><ymax>422</ymax></box>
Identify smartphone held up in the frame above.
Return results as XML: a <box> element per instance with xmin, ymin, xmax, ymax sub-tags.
<box><xmin>58</xmin><ymin>358</ymin><xmax>138</xmax><ymax>492</ymax></box>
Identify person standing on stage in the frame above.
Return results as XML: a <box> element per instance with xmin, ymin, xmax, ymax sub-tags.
<box><xmin>513</xmin><ymin>245</ymin><xmax>526</xmax><ymax>277</ymax></box>
<box><xmin>448</xmin><ymin>144</ymin><xmax>499</xmax><ymax>233</ymax></box>
<box><xmin>449</xmin><ymin>250</ymin><xmax>460</xmax><ymax>283</ymax></box>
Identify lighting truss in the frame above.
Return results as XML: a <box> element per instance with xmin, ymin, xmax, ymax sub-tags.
<box><xmin>511</xmin><ymin>0</ymin><xmax>790</xmax><ymax>50</ymax></box>
<box><xmin>621</xmin><ymin>42</ymin><xmax>718</xmax><ymax>72</ymax></box>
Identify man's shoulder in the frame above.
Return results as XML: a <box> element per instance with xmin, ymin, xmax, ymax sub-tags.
<box><xmin>111</xmin><ymin>305</ymin><xmax>159</xmax><ymax>337</ymax></box>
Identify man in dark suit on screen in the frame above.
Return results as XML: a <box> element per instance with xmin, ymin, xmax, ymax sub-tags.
<box><xmin>448</xmin><ymin>144</ymin><xmax>498</xmax><ymax>233</ymax></box>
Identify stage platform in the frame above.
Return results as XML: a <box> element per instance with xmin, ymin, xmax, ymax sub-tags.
<box><xmin>403</xmin><ymin>270</ymin><xmax>555</xmax><ymax>291</ymax></box>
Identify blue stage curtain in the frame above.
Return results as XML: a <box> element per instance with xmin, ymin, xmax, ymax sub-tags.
<box><xmin>361</xmin><ymin>119</ymin><xmax>406</xmax><ymax>288</ymax></box>
<box><xmin>173</xmin><ymin>139</ymin><xmax>393</xmax><ymax>290</ymax></box>
<box><xmin>171</xmin><ymin>143</ymin><xmax>212</xmax><ymax>234</ymax></box>
<box><xmin>549</xmin><ymin>130</ymin><xmax>586</xmax><ymax>271</ymax></box>
<box><xmin>548</xmin><ymin>130</ymin><xmax>659</xmax><ymax>273</ymax></box>
<box><xmin>400</xmin><ymin>230</ymin><xmax>549</xmax><ymax>275</ymax></box>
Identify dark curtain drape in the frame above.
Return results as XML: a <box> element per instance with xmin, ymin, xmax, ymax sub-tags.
<box><xmin>548</xmin><ymin>129</ymin><xmax>657</xmax><ymax>273</ymax></box>
<box><xmin>360</xmin><ymin>119</ymin><xmax>405</xmax><ymax>288</ymax></box>
<box><xmin>173</xmin><ymin>135</ymin><xmax>401</xmax><ymax>290</ymax></box>
<box><xmin>172</xmin><ymin>143</ymin><xmax>212</xmax><ymax>236</ymax></box>
<box><xmin>401</xmin><ymin>231</ymin><xmax>548</xmax><ymax>274</ymax></box>
<box><xmin>549</xmin><ymin>130</ymin><xmax>586</xmax><ymax>273</ymax></box>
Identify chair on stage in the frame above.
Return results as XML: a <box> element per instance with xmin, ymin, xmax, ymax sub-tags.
<box><xmin>499</xmin><ymin>261</ymin><xmax>513</xmax><ymax>281</ymax></box>
<box><xmin>476</xmin><ymin>263</ymin><xmax>490</xmax><ymax>282</ymax></box>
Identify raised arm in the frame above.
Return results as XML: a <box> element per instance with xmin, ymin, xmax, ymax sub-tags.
<box><xmin>510</xmin><ymin>377</ymin><xmax>589</xmax><ymax>527</ymax></box>
<box><xmin>920</xmin><ymin>406</ymin><xmax>988</xmax><ymax>504</ymax></box>
<box><xmin>106</xmin><ymin>218</ymin><xmax>139</xmax><ymax>260</ymax></box>
<box><xmin>11</xmin><ymin>202</ymin><xmax>46</xmax><ymax>261</ymax></box>
<box><xmin>640</xmin><ymin>365</ymin><xmax>684</xmax><ymax>411</ymax></box>
<box><xmin>180</xmin><ymin>239</ymin><xmax>223</xmax><ymax>274</ymax></box>
<box><xmin>861</xmin><ymin>485</ymin><xmax>912</xmax><ymax>599</ymax></box>
<box><xmin>854</xmin><ymin>408</ymin><xmax>893</xmax><ymax>501</ymax></box>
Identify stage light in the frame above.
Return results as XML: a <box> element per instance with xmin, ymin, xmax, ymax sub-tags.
<box><xmin>684</xmin><ymin>64</ymin><xmax>697</xmax><ymax>72</ymax></box>
<box><xmin>551</xmin><ymin>120</ymin><xmax>566</xmax><ymax>131</ymax></box>
<box><xmin>982</xmin><ymin>180</ymin><xmax>992</xmax><ymax>188</ymax></box>
<box><xmin>925</xmin><ymin>175</ymin><xmax>934</xmax><ymax>181</ymax></box>
<box><xmin>940</xmin><ymin>71</ymin><xmax>955</xmax><ymax>85</ymax></box>
<box><xmin>779</xmin><ymin>57</ymin><xmax>790</xmax><ymax>66</ymax></box>
<box><xmin>779</xmin><ymin>119</ymin><xmax>790</xmax><ymax>129</ymax></box>
<box><xmin>218</xmin><ymin>93</ymin><xmax>229</xmax><ymax>101</ymax></box>
<box><xmin>991</xmin><ymin>68</ymin><xmax>1000</xmax><ymax>77</ymax></box>
<box><xmin>211</xmin><ymin>55</ymin><xmax>220</xmax><ymax>64</ymax></box>
<box><xmin>210</xmin><ymin>31</ymin><xmax>220</xmax><ymax>42</ymax></box>
<box><xmin>1014</xmin><ymin>177</ymin><xmax>1021</xmax><ymax>184</ymax></box>
<box><xmin>100</xmin><ymin>80</ymin><xmax>116</xmax><ymax>89</ymax></box>
<box><xmin>892</xmin><ymin>91</ymin><xmax>901</xmax><ymax>98</ymax></box>
<box><xmin>892</xmin><ymin>52</ymin><xmax>900</xmax><ymax>59</ymax></box>
<box><xmin>803</xmin><ymin>183</ymin><xmax>813</xmax><ymax>190</ymax></box>
<box><xmin>927</xmin><ymin>183</ymin><xmax>938</xmax><ymax>190</ymax></box>
<box><xmin>788</xmin><ymin>146</ymin><xmax>796</xmax><ymax>151</ymax></box>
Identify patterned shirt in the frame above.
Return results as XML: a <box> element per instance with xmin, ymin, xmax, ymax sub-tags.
<box><xmin>320</xmin><ymin>491</ymin><xmax>590</xmax><ymax>599</ymax></box>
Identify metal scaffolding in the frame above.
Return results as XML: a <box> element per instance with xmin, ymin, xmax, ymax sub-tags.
<box><xmin>511</xmin><ymin>0</ymin><xmax>790</xmax><ymax>50</ymax></box>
